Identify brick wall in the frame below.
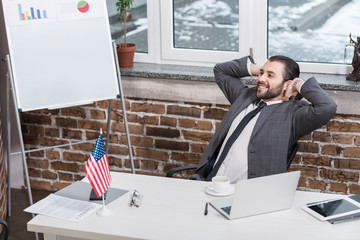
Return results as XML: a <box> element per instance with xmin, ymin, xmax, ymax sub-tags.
<box><xmin>0</xmin><ymin>108</ymin><xmax>7</xmax><ymax>226</ymax></box>
<box><xmin>20</xmin><ymin>97</ymin><xmax>360</xmax><ymax>195</ymax></box>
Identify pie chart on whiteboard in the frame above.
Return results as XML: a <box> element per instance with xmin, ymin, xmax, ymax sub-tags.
<box><xmin>77</xmin><ymin>1</ymin><xmax>89</xmax><ymax>13</ymax></box>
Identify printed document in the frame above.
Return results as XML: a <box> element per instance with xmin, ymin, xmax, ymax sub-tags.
<box><xmin>24</xmin><ymin>193</ymin><xmax>102</xmax><ymax>222</ymax></box>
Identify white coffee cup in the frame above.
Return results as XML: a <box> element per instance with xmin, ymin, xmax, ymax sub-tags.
<box><xmin>209</xmin><ymin>176</ymin><xmax>230</xmax><ymax>193</ymax></box>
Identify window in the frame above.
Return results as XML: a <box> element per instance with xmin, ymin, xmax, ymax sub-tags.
<box><xmin>106</xmin><ymin>0</ymin><xmax>148</xmax><ymax>53</ymax></box>
<box><xmin>268</xmin><ymin>0</ymin><xmax>358</xmax><ymax>74</ymax></box>
<box><xmin>106</xmin><ymin>0</ymin><xmax>359</xmax><ymax>74</ymax></box>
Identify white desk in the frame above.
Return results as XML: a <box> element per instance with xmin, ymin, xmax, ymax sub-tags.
<box><xmin>28</xmin><ymin>172</ymin><xmax>360</xmax><ymax>240</ymax></box>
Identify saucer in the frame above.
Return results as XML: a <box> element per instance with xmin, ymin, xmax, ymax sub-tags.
<box><xmin>205</xmin><ymin>185</ymin><xmax>235</xmax><ymax>197</ymax></box>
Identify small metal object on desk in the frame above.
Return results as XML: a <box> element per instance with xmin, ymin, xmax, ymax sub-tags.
<box><xmin>129</xmin><ymin>190</ymin><xmax>143</xmax><ymax>207</ymax></box>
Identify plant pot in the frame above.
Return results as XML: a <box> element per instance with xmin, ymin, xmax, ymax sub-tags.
<box><xmin>116</xmin><ymin>43</ymin><xmax>136</xmax><ymax>68</ymax></box>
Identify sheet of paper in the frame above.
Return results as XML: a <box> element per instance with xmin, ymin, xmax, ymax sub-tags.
<box><xmin>24</xmin><ymin>193</ymin><xmax>102</xmax><ymax>222</ymax></box>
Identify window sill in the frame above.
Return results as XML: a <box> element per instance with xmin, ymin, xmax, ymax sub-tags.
<box><xmin>120</xmin><ymin>62</ymin><xmax>360</xmax><ymax>92</ymax></box>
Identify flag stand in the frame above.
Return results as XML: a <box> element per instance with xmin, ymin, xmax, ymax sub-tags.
<box><xmin>96</xmin><ymin>194</ymin><xmax>112</xmax><ymax>216</ymax></box>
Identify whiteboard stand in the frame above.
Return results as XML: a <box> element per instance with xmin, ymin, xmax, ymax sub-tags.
<box><xmin>5</xmin><ymin>54</ymin><xmax>39</xmax><ymax>240</ymax></box>
<box><xmin>112</xmin><ymin>41</ymin><xmax>135</xmax><ymax>174</ymax></box>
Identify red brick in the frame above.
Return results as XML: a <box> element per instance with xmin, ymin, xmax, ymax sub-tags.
<box><xmin>343</xmin><ymin>147</ymin><xmax>360</xmax><ymax>158</ymax></box>
<box><xmin>320</xmin><ymin>169</ymin><xmax>359</xmax><ymax>182</ymax></box>
<box><xmin>313</xmin><ymin>131</ymin><xmax>331</xmax><ymax>142</ymax></box>
<box><xmin>108</xmin><ymin>145</ymin><xmax>129</xmax><ymax>155</ymax></box>
<box><xmin>112</xmin><ymin>122</ymin><xmax>144</xmax><ymax>135</ymax></box>
<box><xmin>127</xmin><ymin>113</ymin><xmax>159</xmax><ymax>125</ymax></box>
<box><xmin>90</xmin><ymin>109</ymin><xmax>106</xmax><ymax>119</ymax></box>
<box><xmin>334</xmin><ymin>159</ymin><xmax>360</xmax><ymax>170</ymax></box>
<box><xmin>28</xmin><ymin>168</ymin><xmax>41</xmax><ymax>178</ymax></box>
<box><xmin>62</xmin><ymin>129</ymin><xmax>83</xmax><ymax>140</ymax></box>
<box><xmin>349</xmin><ymin>184</ymin><xmax>360</xmax><ymax>194</ymax></box>
<box><xmin>108</xmin><ymin>156</ymin><xmax>123</xmax><ymax>167</ymax></box>
<box><xmin>191</xmin><ymin>143</ymin><xmax>208</xmax><ymax>153</ymax></box>
<box><xmin>51</xmin><ymin>161</ymin><xmax>79</xmax><ymax>172</ymax></box>
<box><xmin>167</xmin><ymin>105</ymin><xmax>201</xmax><ymax>118</ymax></box>
<box><xmin>290</xmin><ymin>154</ymin><xmax>301</xmax><ymax>164</ymax></box>
<box><xmin>78</xmin><ymin>120</ymin><xmax>107</xmax><ymax>130</ymax></box>
<box><xmin>23</xmin><ymin>136</ymin><xmax>39</xmax><ymax>145</ymax></box>
<box><xmin>298</xmin><ymin>142</ymin><xmax>319</xmax><ymax>153</ymax></box>
<box><xmin>171</xmin><ymin>152</ymin><xmax>202</xmax><ymax>164</ymax></box>
<box><xmin>333</xmin><ymin>134</ymin><xmax>353</xmax><ymax>144</ymax></box>
<box><xmin>302</xmin><ymin>155</ymin><xmax>331</xmax><ymax>166</ymax></box>
<box><xmin>53</xmin><ymin>182</ymin><xmax>71</xmax><ymax>191</ymax></box>
<box><xmin>203</xmin><ymin>108</ymin><xmax>227</xmax><ymax>120</ymax></box>
<box><xmin>112</xmin><ymin>99</ymin><xmax>130</xmax><ymax>111</ymax></box>
<box><xmin>42</xmin><ymin>170</ymin><xmax>57</xmax><ymax>180</ymax></box>
<box><xmin>30</xmin><ymin>180</ymin><xmax>51</xmax><ymax>191</ymax></box>
<box><xmin>178</xmin><ymin>118</ymin><xmax>196</xmax><ymax>128</ymax></box>
<box><xmin>55</xmin><ymin>117</ymin><xmax>77</xmax><ymax>128</ymax></box>
<box><xmin>21</xmin><ymin>114</ymin><xmax>52</xmax><ymax>125</ymax></box>
<box><xmin>327</xmin><ymin>121</ymin><xmax>360</xmax><ymax>132</ymax></box>
<box><xmin>160</xmin><ymin>117</ymin><xmax>177</xmax><ymax>127</ymax></box>
<box><xmin>59</xmin><ymin>172</ymin><xmax>73</xmax><ymax>181</ymax></box>
<box><xmin>132</xmin><ymin>102</ymin><xmax>165</xmax><ymax>114</ymax></box>
<box><xmin>27</xmin><ymin>158</ymin><xmax>49</xmax><ymax>169</ymax></box>
<box><xmin>45</xmin><ymin>128</ymin><xmax>60</xmax><ymax>137</ymax></box>
<box><xmin>155</xmin><ymin>140</ymin><xmax>189</xmax><ymax>151</ymax></box>
<box><xmin>321</xmin><ymin>145</ymin><xmax>342</xmax><ymax>155</ymax></box>
<box><xmin>120</xmin><ymin>135</ymin><xmax>153</xmax><ymax>148</ymax></box>
<box><xmin>297</xmin><ymin>176</ymin><xmax>306</xmax><ymax>188</ymax></box>
<box><xmin>299</xmin><ymin>134</ymin><xmax>312</xmax><ymax>141</ymax></box>
<box><xmin>329</xmin><ymin>182</ymin><xmax>347</xmax><ymax>194</ymax></box>
<box><xmin>355</xmin><ymin>136</ymin><xmax>360</xmax><ymax>146</ymax></box>
<box><xmin>26</xmin><ymin>125</ymin><xmax>44</xmax><ymax>136</ymax></box>
<box><xmin>46</xmin><ymin>150</ymin><xmax>60</xmax><ymax>160</ymax></box>
<box><xmin>63</xmin><ymin>151</ymin><xmax>88</xmax><ymax>162</ymax></box>
<box><xmin>124</xmin><ymin>159</ymin><xmax>140</xmax><ymax>169</ymax></box>
<box><xmin>136</xmin><ymin>148</ymin><xmax>169</xmax><ymax>161</ymax></box>
<box><xmin>308</xmin><ymin>179</ymin><xmax>327</xmax><ymax>191</ymax></box>
<box><xmin>72</xmin><ymin>143</ymin><xmax>94</xmax><ymax>152</ymax></box>
<box><xmin>182</xmin><ymin>130</ymin><xmax>213</xmax><ymax>142</ymax></box>
<box><xmin>140</xmin><ymin>160</ymin><xmax>159</xmax><ymax>170</ymax></box>
<box><xmin>196</xmin><ymin>120</ymin><xmax>213</xmax><ymax>131</ymax></box>
<box><xmin>146</xmin><ymin>127</ymin><xmax>180</xmax><ymax>138</ymax></box>
<box><xmin>29</xmin><ymin>150</ymin><xmax>44</xmax><ymax>158</ymax></box>
<box><xmin>39</xmin><ymin>138</ymin><xmax>70</xmax><ymax>147</ymax></box>
<box><xmin>61</xmin><ymin>107</ymin><xmax>86</xmax><ymax>118</ymax></box>
<box><xmin>289</xmin><ymin>166</ymin><xmax>318</xmax><ymax>177</ymax></box>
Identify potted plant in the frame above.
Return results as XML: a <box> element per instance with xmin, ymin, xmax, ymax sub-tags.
<box><xmin>115</xmin><ymin>0</ymin><xmax>136</xmax><ymax>68</ymax></box>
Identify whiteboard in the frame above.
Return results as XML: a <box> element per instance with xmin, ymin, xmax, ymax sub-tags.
<box><xmin>2</xmin><ymin>0</ymin><xmax>119</xmax><ymax>111</ymax></box>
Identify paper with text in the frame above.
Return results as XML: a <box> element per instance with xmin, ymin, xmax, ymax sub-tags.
<box><xmin>24</xmin><ymin>194</ymin><xmax>102</xmax><ymax>222</ymax></box>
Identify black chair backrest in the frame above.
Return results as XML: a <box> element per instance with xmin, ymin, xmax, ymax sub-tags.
<box><xmin>0</xmin><ymin>219</ymin><xmax>8</xmax><ymax>240</ymax></box>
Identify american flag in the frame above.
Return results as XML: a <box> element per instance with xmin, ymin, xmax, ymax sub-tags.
<box><xmin>85</xmin><ymin>133</ymin><xmax>111</xmax><ymax>198</ymax></box>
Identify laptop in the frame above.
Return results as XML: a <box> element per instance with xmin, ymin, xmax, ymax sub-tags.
<box><xmin>209</xmin><ymin>171</ymin><xmax>300</xmax><ymax>220</ymax></box>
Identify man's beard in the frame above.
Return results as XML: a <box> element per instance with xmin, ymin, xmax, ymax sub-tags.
<box><xmin>256</xmin><ymin>81</ymin><xmax>284</xmax><ymax>100</ymax></box>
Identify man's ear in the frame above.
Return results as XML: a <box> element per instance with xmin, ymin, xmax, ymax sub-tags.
<box><xmin>283</xmin><ymin>80</ymin><xmax>290</xmax><ymax>91</ymax></box>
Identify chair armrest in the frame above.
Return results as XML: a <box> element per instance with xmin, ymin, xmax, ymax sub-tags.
<box><xmin>166</xmin><ymin>165</ymin><xmax>197</xmax><ymax>178</ymax></box>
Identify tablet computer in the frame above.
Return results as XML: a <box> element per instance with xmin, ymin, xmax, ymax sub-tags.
<box><xmin>302</xmin><ymin>197</ymin><xmax>360</xmax><ymax>221</ymax></box>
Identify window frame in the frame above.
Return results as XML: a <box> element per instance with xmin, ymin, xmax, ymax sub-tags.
<box><xmin>132</xmin><ymin>0</ymin><xmax>353</xmax><ymax>74</ymax></box>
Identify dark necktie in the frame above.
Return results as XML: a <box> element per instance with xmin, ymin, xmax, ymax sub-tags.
<box><xmin>206</xmin><ymin>101</ymin><xmax>267</xmax><ymax>180</ymax></box>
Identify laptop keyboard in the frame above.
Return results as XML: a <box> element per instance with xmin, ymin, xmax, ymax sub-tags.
<box><xmin>221</xmin><ymin>206</ymin><xmax>232</xmax><ymax>215</ymax></box>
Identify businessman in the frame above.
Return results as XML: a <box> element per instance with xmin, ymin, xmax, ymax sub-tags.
<box><xmin>191</xmin><ymin>55</ymin><xmax>337</xmax><ymax>183</ymax></box>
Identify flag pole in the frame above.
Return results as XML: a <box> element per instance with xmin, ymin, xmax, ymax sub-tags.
<box><xmin>95</xmin><ymin>128</ymin><xmax>112</xmax><ymax>216</ymax></box>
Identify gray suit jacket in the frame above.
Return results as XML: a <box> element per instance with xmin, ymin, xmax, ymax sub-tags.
<box><xmin>192</xmin><ymin>56</ymin><xmax>337</xmax><ymax>181</ymax></box>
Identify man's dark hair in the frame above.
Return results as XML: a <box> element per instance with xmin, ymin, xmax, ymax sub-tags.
<box><xmin>268</xmin><ymin>55</ymin><xmax>300</xmax><ymax>81</ymax></box>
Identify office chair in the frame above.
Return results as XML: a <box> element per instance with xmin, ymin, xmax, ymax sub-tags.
<box><xmin>0</xmin><ymin>219</ymin><xmax>8</xmax><ymax>240</ymax></box>
<box><xmin>166</xmin><ymin>143</ymin><xmax>298</xmax><ymax>178</ymax></box>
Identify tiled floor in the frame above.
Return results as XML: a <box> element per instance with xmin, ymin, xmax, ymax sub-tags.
<box><xmin>1</xmin><ymin>188</ymin><xmax>51</xmax><ymax>240</ymax></box>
